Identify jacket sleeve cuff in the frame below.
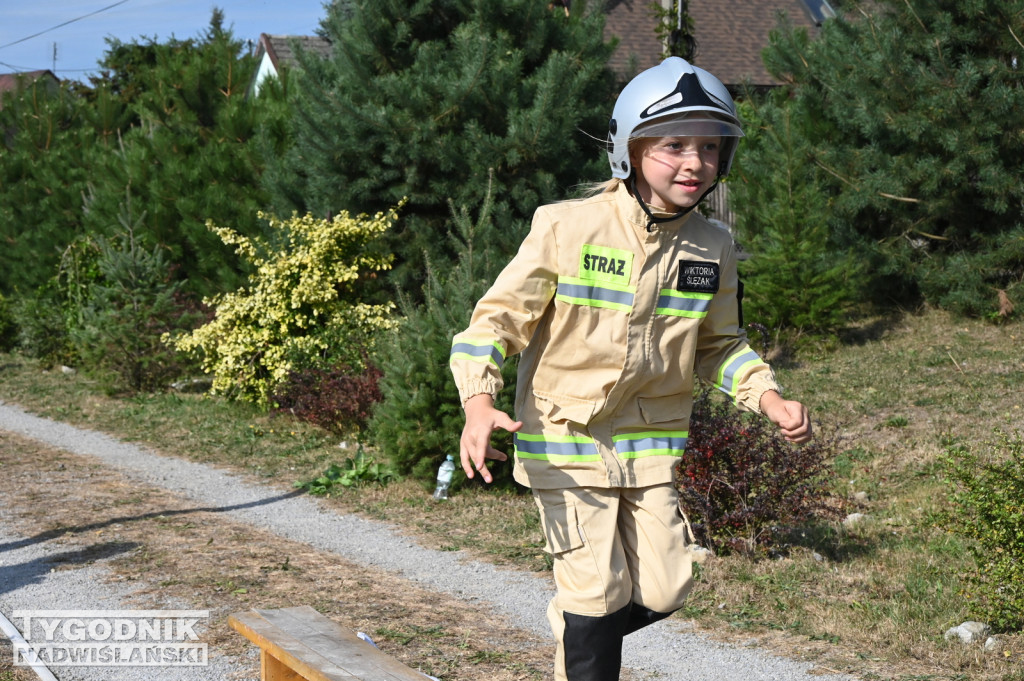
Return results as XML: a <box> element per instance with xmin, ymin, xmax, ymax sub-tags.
<box><xmin>457</xmin><ymin>379</ymin><xmax>501</xmax><ymax>408</ymax></box>
<box><xmin>739</xmin><ymin>379</ymin><xmax>782</xmax><ymax>415</ymax></box>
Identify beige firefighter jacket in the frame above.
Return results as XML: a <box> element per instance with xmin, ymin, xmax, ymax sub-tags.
<box><xmin>450</xmin><ymin>182</ymin><xmax>780</xmax><ymax>490</ymax></box>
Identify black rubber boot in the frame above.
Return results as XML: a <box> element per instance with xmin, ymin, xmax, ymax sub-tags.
<box><xmin>623</xmin><ymin>604</ymin><xmax>675</xmax><ymax>635</ymax></box>
<box><xmin>563</xmin><ymin>605</ymin><xmax>631</xmax><ymax>681</ymax></box>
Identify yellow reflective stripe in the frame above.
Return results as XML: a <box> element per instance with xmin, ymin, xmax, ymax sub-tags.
<box><xmin>450</xmin><ymin>338</ymin><xmax>506</xmax><ymax>368</ymax></box>
<box><xmin>656</xmin><ymin>289</ymin><xmax>712</xmax><ymax>318</ymax></box>
<box><xmin>556</xmin><ymin>276</ymin><xmax>634</xmax><ymax>312</ymax></box>
<box><xmin>613</xmin><ymin>430</ymin><xmax>688</xmax><ymax>459</ymax></box>
<box><xmin>715</xmin><ymin>349</ymin><xmax>764</xmax><ymax>399</ymax></box>
<box><xmin>515</xmin><ymin>433</ymin><xmax>600</xmax><ymax>462</ymax></box>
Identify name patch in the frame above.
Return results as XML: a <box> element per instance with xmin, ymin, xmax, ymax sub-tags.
<box><xmin>677</xmin><ymin>260</ymin><xmax>720</xmax><ymax>293</ymax></box>
<box><xmin>579</xmin><ymin>244</ymin><xmax>633</xmax><ymax>286</ymax></box>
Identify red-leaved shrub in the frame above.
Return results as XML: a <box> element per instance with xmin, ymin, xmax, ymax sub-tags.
<box><xmin>273</xmin><ymin>361</ymin><xmax>383</xmax><ymax>436</ymax></box>
<box><xmin>676</xmin><ymin>388</ymin><xmax>841</xmax><ymax>556</ymax></box>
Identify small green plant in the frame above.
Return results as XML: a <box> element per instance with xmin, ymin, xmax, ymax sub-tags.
<box><xmin>941</xmin><ymin>431</ymin><xmax>1024</xmax><ymax>632</ymax></box>
<box><xmin>294</xmin><ymin>448</ymin><xmax>396</xmax><ymax>494</ymax></box>
<box><xmin>12</xmin><ymin>284</ymin><xmax>76</xmax><ymax>367</ymax></box>
<box><xmin>368</xmin><ymin>186</ymin><xmax>519</xmax><ymax>485</ymax></box>
<box><xmin>881</xmin><ymin>415</ymin><xmax>909</xmax><ymax>428</ymax></box>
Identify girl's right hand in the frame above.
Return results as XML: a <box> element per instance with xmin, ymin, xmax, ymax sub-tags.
<box><xmin>460</xmin><ymin>394</ymin><xmax>523</xmax><ymax>484</ymax></box>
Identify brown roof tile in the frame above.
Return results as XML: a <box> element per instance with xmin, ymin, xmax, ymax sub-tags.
<box><xmin>603</xmin><ymin>0</ymin><xmax>665</xmax><ymax>77</ymax></box>
<box><xmin>689</xmin><ymin>0</ymin><xmax>819</xmax><ymax>87</ymax></box>
<box><xmin>0</xmin><ymin>70</ymin><xmax>59</xmax><ymax>94</ymax></box>
<box><xmin>603</xmin><ymin>0</ymin><xmax>823</xmax><ymax>87</ymax></box>
<box><xmin>0</xmin><ymin>70</ymin><xmax>60</xmax><ymax>110</ymax></box>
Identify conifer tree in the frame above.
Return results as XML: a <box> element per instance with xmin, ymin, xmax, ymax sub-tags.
<box><xmin>82</xmin><ymin>11</ymin><xmax>270</xmax><ymax>299</ymax></box>
<box><xmin>262</xmin><ymin>0</ymin><xmax>617</xmax><ymax>293</ymax></box>
<box><xmin>0</xmin><ymin>81</ymin><xmax>104</xmax><ymax>294</ymax></box>
<box><xmin>756</xmin><ymin>0</ymin><xmax>1024</xmax><ymax>316</ymax></box>
<box><xmin>368</xmin><ymin>182</ymin><xmax>519</xmax><ymax>484</ymax></box>
<box><xmin>731</xmin><ymin>95</ymin><xmax>867</xmax><ymax>332</ymax></box>
<box><xmin>70</xmin><ymin>196</ymin><xmax>198</xmax><ymax>393</ymax></box>
<box><xmin>0</xmin><ymin>12</ymin><xmax>276</xmax><ymax>301</ymax></box>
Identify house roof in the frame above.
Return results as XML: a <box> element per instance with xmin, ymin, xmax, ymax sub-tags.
<box><xmin>249</xmin><ymin>33</ymin><xmax>333</xmax><ymax>97</ymax></box>
<box><xmin>255</xmin><ymin>33</ymin><xmax>333</xmax><ymax>74</ymax></box>
<box><xmin>603</xmin><ymin>0</ymin><xmax>666</xmax><ymax>76</ymax></box>
<box><xmin>0</xmin><ymin>70</ymin><xmax>60</xmax><ymax>109</ymax></box>
<box><xmin>689</xmin><ymin>0</ymin><xmax>822</xmax><ymax>88</ymax></box>
<box><xmin>250</xmin><ymin>0</ymin><xmax>826</xmax><ymax>91</ymax></box>
<box><xmin>603</xmin><ymin>0</ymin><xmax>826</xmax><ymax>88</ymax></box>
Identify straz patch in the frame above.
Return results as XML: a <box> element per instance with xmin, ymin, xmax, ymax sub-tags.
<box><xmin>677</xmin><ymin>260</ymin><xmax>720</xmax><ymax>294</ymax></box>
<box><xmin>579</xmin><ymin>244</ymin><xmax>633</xmax><ymax>286</ymax></box>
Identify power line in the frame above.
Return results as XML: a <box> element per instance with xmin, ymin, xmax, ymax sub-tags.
<box><xmin>0</xmin><ymin>58</ymin><xmax>95</xmax><ymax>74</ymax></box>
<box><xmin>0</xmin><ymin>0</ymin><xmax>134</xmax><ymax>51</ymax></box>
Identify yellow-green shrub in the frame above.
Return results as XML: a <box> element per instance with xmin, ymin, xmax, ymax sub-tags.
<box><xmin>171</xmin><ymin>208</ymin><xmax>398</xmax><ymax>407</ymax></box>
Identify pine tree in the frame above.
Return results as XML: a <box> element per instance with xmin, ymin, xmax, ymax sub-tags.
<box><xmin>262</xmin><ymin>0</ymin><xmax>617</xmax><ymax>294</ymax></box>
<box><xmin>731</xmin><ymin>94</ymin><xmax>868</xmax><ymax>333</ymax></box>
<box><xmin>81</xmin><ymin>11</ymin><xmax>270</xmax><ymax>299</ymax></box>
<box><xmin>0</xmin><ymin>80</ymin><xmax>103</xmax><ymax>294</ymax></box>
<box><xmin>757</xmin><ymin>0</ymin><xmax>1024</xmax><ymax>316</ymax></box>
<box><xmin>368</xmin><ymin>180</ymin><xmax>519</xmax><ymax>484</ymax></box>
<box><xmin>69</xmin><ymin>195</ymin><xmax>198</xmax><ymax>393</ymax></box>
<box><xmin>0</xmin><ymin>12</ymin><xmax>276</xmax><ymax>302</ymax></box>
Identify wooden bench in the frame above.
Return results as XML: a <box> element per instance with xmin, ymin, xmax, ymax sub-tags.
<box><xmin>229</xmin><ymin>606</ymin><xmax>430</xmax><ymax>681</ymax></box>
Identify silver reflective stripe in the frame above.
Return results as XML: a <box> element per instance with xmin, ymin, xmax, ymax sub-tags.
<box><xmin>515</xmin><ymin>433</ymin><xmax>600</xmax><ymax>461</ymax></box>
<box><xmin>450</xmin><ymin>340</ymin><xmax>505</xmax><ymax>368</ymax></box>
<box><xmin>656</xmin><ymin>289</ymin><xmax>712</xmax><ymax>318</ymax></box>
<box><xmin>614</xmin><ymin>431</ymin><xmax>688</xmax><ymax>459</ymax></box>
<box><xmin>556</xmin><ymin>277</ymin><xmax>634</xmax><ymax>312</ymax></box>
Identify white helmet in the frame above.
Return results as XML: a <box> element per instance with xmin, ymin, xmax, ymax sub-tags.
<box><xmin>608</xmin><ymin>57</ymin><xmax>744</xmax><ymax>180</ymax></box>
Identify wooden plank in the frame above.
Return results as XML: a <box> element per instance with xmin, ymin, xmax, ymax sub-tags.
<box><xmin>259</xmin><ymin>607</ymin><xmax>426</xmax><ymax>681</ymax></box>
<box><xmin>229</xmin><ymin>607</ymin><xmax>428</xmax><ymax>681</ymax></box>
<box><xmin>262</xmin><ymin>648</ymin><xmax>306</xmax><ymax>681</ymax></box>
<box><xmin>231</xmin><ymin>608</ymin><xmax>357</xmax><ymax>681</ymax></box>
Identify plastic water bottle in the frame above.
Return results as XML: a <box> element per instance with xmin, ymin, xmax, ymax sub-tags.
<box><xmin>432</xmin><ymin>455</ymin><xmax>456</xmax><ymax>500</ymax></box>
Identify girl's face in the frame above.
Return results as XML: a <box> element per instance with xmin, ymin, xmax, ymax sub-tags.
<box><xmin>630</xmin><ymin>136</ymin><xmax>721</xmax><ymax>213</ymax></box>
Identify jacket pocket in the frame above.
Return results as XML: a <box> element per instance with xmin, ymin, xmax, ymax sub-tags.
<box><xmin>638</xmin><ymin>393</ymin><xmax>687</xmax><ymax>425</ymax></box>
<box><xmin>537</xmin><ymin>499</ymin><xmax>585</xmax><ymax>556</ymax></box>
<box><xmin>533</xmin><ymin>390</ymin><xmax>597</xmax><ymax>425</ymax></box>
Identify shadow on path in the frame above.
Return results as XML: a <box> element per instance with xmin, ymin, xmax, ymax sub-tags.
<box><xmin>0</xmin><ymin>540</ymin><xmax>142</xmax><ymax>597</ymax></box>
<box><xmin>0</xmin><ymin>489</ymin><xmax>305</xmax><ymax>555</ymax></box>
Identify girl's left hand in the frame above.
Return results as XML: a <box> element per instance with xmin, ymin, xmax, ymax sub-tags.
<box><xmin>760</xmin><ymin>390</ymin><xmax>813</xmax><ymax>444</ymax></box>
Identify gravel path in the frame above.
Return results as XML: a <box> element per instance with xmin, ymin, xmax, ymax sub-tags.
<box><xmin>0</xmin><ymin>524</ymin><xmax>255</xmax><ymax>681</ymax></box>
<box><xmin>0</xmin><ymin>401</ymin><xmax>855</xmax><ymax>681</ymax></box>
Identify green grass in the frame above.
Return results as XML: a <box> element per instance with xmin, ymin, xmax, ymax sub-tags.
<box><xmin>1</xmin><ymin>308</ymin><xmax>1022</xmax><ymax>679</ymax></box>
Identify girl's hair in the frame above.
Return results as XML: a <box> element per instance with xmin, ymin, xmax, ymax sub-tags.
<box><xmin>570</xmin><ymin>135</ymin><xmax>654</xmax><ymax>199</ymax></box>
<box><xmin>574</xmin><ymin>177</ymin><xmax>624</xmax><ymax>198</ymax></box>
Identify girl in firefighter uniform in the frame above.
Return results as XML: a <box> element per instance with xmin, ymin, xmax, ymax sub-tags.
<box><xmin>449</xmin><ymin>57</ymin><xmax>812</xmax><ymax>681</ymax></box>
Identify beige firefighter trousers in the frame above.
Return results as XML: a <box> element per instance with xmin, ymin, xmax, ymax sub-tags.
<box><xmin>532</xmin><ymin>483</ymin><xmax>697</xmax><ymax>681</ymax></box>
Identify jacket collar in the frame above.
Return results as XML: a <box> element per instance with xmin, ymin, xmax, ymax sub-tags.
<box><xmin>613</xmin><ymin>180</ymin><xmax>692</xmax><ymax>233</ymax></box>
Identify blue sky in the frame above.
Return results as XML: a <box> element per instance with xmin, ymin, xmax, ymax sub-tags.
<box><xmin>0</xmin><ymin>1</ymin><xmax>331</xmax><ymax>82</ymax></box>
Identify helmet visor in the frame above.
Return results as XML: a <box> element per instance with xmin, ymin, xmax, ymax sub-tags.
<box><xmin>631</xmin><ymin>116</ymin><xmax>743</xmax><ymax>139</ymax></box>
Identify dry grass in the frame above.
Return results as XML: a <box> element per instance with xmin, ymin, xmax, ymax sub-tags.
<box><xmin>0</xmin><ymin>647</ymin><xmax>37</xmax><ymax>681</ymax></box>
<box><xmin>678</xmin><ymin>309</ymin><xmax>1024</xmax><ymax>680</ymax></box>
<box><xmin>1</xmin><ymin>307</ymin><xmax>1022</xmax><ymax>680</ymax></box>
<box><xmin>0</xmin><ymin>432</ymin><xmax>554</xmax><ymax>681</ymax></box>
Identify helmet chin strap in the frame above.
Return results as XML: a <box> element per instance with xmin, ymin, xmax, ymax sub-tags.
<box><xmin>629</xmin><ymin>170</ymin><xmax>719</xmax><ymax>232</ymax></box>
